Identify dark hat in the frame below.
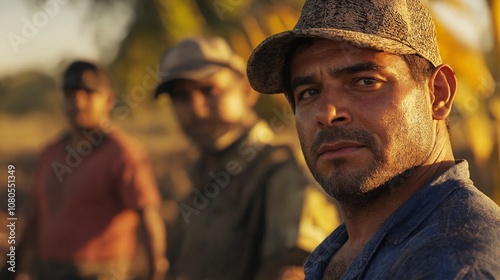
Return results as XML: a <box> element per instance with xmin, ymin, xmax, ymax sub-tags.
<box><xmin>155</xmin><ymin>36</ymin><xmax>246</xmax><ymax>97</ymax></box>
<box><xmin>247</xmin><ymin>0</ymin><xmax>442</xmax><ymax>94</ymax></box>
<box><xmin>62</xmin><ymin>60</ymin><xmax>110</xmax><ymax>93</ymax></box>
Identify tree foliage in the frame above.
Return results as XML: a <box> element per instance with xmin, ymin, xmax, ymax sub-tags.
<box><xmin>37</xmin><ymin>0</ymin><xmax>498</xmax><ymax>202</ymax></box>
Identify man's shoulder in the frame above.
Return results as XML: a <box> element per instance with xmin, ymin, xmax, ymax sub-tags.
<box><xmin>257</xmin><ymin>144</ymin><xmax>296</xmax><ymax>164</ymax></box>
<box><xmin>102</xmin><ymin>128</ymin><xmax>148</xmax><ymax>159</ymax></box>
<box><xmin>391</xmin><ymin>228</ymin><xmax>500</xmax><ymax>279</ymax></box>
<box><xmin>389</xmin><ymin>181</ymin><xmax>500</xmax><ymax>278</ymax></box>
<box><xmin>410</xmin><ymin>161</ymin><xmax>500</xmax><ymax>240</ymax></box>
<box><xmin>252</xmin><ymin>144</ymin><xmax>308</xmax><ymax>184</ymax></box>
<box><xmin>235</xmin><ymin>122</ymin><xmax>301</xmax><ymax>175</ymax></box>
<box><xmin>39</xmin><ymin>132</ymin><xmax>70</xmax><ymax>158</ymax></box>
<box><xmin>410</xmin><ymin>179</ymin><xmax>500</xmax><ymax>250</ymax></box>
<box><xmin>38</xmin><ymin>128</ymin><xmax>146</xmax><ymax>158</ymax></box>
<box><xmin>437</xmin><ymin>181</ymin><xmax>500</xmax><ymax>231</ymax></box>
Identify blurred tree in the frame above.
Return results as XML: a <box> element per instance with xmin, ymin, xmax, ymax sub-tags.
<box><xmin>109</xmin><ymin>0</ymin><xmax>306</xmax><ymax>117</ymax></box>
<box><xmin>0</xmin><ymin>72</ymin><xmax>58</xmax><ymax>115</ymax></box>
<box><xmin>108</xmin><ymin>0</ymin><xmax>168</xmax><ymax>117</ymax></box>
<box><xmin>30</xmin><ymin>0</ymin><xmax>497</xmax><ymax>202</ymax></box>
<box><xmin>153</xmin><ymin>0</ymin><xmax>305</xmax><ymax>118</ymax></box>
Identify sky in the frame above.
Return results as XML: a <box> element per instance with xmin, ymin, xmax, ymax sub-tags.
<box><xmin>0</xmin><ymin>0</ymin><xmax>135</xmax><ymax>78</ymax></box>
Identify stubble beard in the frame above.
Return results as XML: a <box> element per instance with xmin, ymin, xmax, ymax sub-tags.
<box><xmin>312</xmin><ymin>154</ymin><xmax>417</xmax><ymax>209</ymax></box>
<box><xmin>302</xmin><ymin>126</ymin><xmax>430</xmax><ymax>209</ymax></box>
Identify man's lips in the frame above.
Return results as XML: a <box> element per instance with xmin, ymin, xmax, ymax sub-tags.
<box><xmin>317</xmin><ymin>141</ymin><xmax>367</xmax><ymax>160</ymax></box>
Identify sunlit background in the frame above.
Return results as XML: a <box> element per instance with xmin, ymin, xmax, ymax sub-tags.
<box><xmin>0</xmin><ymin>0</ymin><xmax>499</xmax><ymax>243</ymax></box>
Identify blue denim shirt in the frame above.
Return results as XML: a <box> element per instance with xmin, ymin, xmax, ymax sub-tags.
<box><xmin>304</xmin><ymin>160</ymin><xmax>500</xmax><ymax>279</ymax></box>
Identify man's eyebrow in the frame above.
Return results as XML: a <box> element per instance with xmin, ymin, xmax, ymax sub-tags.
<box><xmin>291</xmin><ymin>75</ymin><xmax>315</xmax><ymax>92</ymax></box>
<box><xmin>328</xmin><ymin>62</ymin><xmax>384</xmax><ymax>78</ymax></box>
<box><xmin>290</xmin><ymin>62</ymin><xmax>385</xmax><ymax>92</ymax></box>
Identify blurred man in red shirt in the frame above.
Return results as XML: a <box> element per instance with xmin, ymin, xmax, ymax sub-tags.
<box><xmin>8</xmin><ymin>61</ymin><xmax>167</xmax><ymax>280</ymax></box>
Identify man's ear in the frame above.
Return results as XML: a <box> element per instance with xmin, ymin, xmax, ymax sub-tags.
<box><xmin>428</xmin><ymin>64</ymin><xmax>457</xmax><ymax>120</ymax></box>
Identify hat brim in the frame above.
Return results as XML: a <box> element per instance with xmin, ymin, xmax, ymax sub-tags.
<box><xmin>247</xmin><ymin>28</ymin><xmax>419</xmax><ymax>94</ymax></box>
<box><xmin>154</xmin><ymin>64</ymin><xmax>223</xmax><ymax>98</ymax></box>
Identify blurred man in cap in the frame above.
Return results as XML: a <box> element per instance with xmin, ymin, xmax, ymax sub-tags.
<box><xmin>5</xmin><ymin>61</ymin><xmax>167</xmax><ymax>280</ymax></box>
<box><xmin>247</xmin><ymin>0</ymin><xmax>500</xmax><ymax>279</ymax></box>
<box><xmin>155</xmin><ymin>36</ymin><xmax>340</xmax><ymax>279</ymax></box>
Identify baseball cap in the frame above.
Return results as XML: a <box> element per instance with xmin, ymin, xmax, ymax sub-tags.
<box><xmin>154</xmin><ymin>36</ymin><xmax>246</xmax><ymax>97</ymax></box>
<box><xmin>247</xmin><ymin>0</ymin><xmax>442</xmax><ymax>94</ymax></box>
<box><xmin>62</xmin><ymin>60</ymin><xmax>111</xmax><ymax>93</ymax></box>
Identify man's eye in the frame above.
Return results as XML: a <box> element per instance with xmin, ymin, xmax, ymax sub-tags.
<box><xmin>297</xmin><ymin>89</ymin><xmax>319</xmax><ymax>101</ymax></box>
<box><xmin>84</xmin><ymin>88</ymin><xmax>98</xmax><ymax>94</ymax></box>
<box><xmin>201</xmin><ymin>86</ymin><xmax>215</xmax><ymax>96</ymax></box>
<box><xmin>354</xmin><ymin>78</ymin><xmax>379</xmax><ymax>86</ymax></box>
<box><xmin>63</xmin><ymin>87</ymin><xmax>96</xmax><ymax>97</ymax></box>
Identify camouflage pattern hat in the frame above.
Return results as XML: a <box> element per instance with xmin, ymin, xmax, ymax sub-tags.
<box><xmin>247</xmin><ymin>0</ymin><xmax>442</xmax><ymax>94</ymax></box>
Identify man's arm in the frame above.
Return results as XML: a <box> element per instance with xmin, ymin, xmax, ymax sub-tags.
<box><xmin>116</xmin><ymin>142</ymin><xmax>168</xmax><ymax>279</ymax></box>
<box><xmin>138</xmin><ymin>206</ymin><xmax>168</xmax><ymax>280</ymax></box>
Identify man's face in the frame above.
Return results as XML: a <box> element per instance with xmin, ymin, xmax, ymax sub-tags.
<box><xmin>290</xmin><ymin>39</ymin><xmax>435</xmax><ymax>206</ymax></box>
<box><xmin>63</xmin><ymin>70</ymin><xmax>113</xmax><ymax>130</ymax></box>
<box><xmin>170</xmin><ymin>68</ymin><xmax>254</xmax><ymax>151</ymax></box>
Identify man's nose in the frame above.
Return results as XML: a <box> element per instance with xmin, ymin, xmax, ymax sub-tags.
<box><xmin>190</xmin><ymin>90</ymin><xmax>210</xmax><ymax>118</ymax></box>
<box><xmin>73</xmin><ymin>89</ymin><xmax>89</xmax><ymax>110</ymax></box>
<box><xmin>315</xmin><ymin>88</ymin><xmax>352</xmax><ymax>128</ymax></box>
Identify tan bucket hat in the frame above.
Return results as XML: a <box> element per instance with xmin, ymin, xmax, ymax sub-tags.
<box><xmin>247</xmin><ymin>0</ymin><xmax>442</xmax><ymax>94</ymax></box>
<box><xmin>155</xmin><ymin>36</ymin><xmax>246</xmax><ymax>97</ymax></box>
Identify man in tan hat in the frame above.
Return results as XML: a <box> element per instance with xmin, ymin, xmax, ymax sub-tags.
<box><xmin>247</xmin><ymin>0</ymin><xmax>500</xmax><ymax>279</ymax></box>
<box><xmin>155</xmin><ymin>36</ymin><xmax>340</xmax><ymax>279</ymax></box>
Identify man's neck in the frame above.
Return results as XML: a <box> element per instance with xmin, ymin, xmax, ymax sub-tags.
<box><xmin>67</xmin><ymin>126</ymin><xmax>105</xmax><ymax>148</ymax></box>
<box><xmin>201</xmin><ymin>116</ymin><xmax>258</xmax><ymax>157</ymax></box>
<box><xmin>340</xmin><ymin>128</ymin><xmax>456</xmax><ymax>249</ymax></box>
<box><xmin>342</xmin><ymin>161</ymin><xmax>453</xmax><ymax>244</ymax></box>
